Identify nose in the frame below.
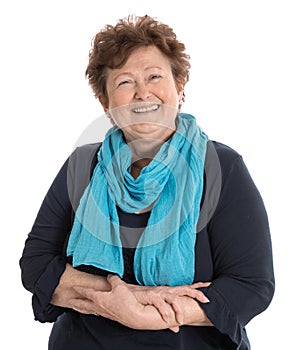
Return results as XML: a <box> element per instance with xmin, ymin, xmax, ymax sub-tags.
<box><xmin>134</xmin><ymin>82</ymin><xmax>152</xmax><ymax>100</ymax></box>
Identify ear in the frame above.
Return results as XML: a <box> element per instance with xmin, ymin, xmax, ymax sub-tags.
<box><xmin>98</xmin><ymin>95</ymin><xmax>108</xmax><ymax>112</ymax></box>
<box><xmin>177</xmin><ymin>88</ymin><xmax>184</xmax><ymax>110</ymax></box>
<box><xmin>98</xmin><ymin>94</ymin><xmax>115</xmax><ymax>126</ymax></box>
<box><xmin>178</xmin><ymin>88</ymin><xmax>184</xmax><ymax>102</ymax></box>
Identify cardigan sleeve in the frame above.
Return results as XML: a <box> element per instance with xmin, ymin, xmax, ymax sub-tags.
<box><xmin>19</xmin><ymin>156</ymin><xmax>72</xmax><ymax>322</ymax></box>
<box><xmin>19</xmin><ymin>143</ymin><xmax>101</xmax><ymax>323</ymax></box>
<box><xmin>198</xmin><ymin>145</ymin><xmax>275</xmax><ymax>348</ymax></box>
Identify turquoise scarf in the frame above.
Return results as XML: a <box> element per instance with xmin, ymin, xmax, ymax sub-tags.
<box><xmin>67</xmin><ymin>113</ymin><xmax>208</xmax><ymax>286</ymax></box>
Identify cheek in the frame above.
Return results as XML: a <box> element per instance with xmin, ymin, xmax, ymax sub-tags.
<box><xmin>165</xmin><ymin>89</ymin><xmax>181</xmax><ymax>107</ymax></box>
<box><xmin>159</xmin><ymin>80</ymin><xmax>181</xmax><ymax>103</ymax></box>
<box><xmin>109</xmin><ymin>90</ymin><xmax>133</xmax><ymax>109</ymax></box>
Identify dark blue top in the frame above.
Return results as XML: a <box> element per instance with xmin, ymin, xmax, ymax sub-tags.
<box><xmin>20</xmin><ymin>141</ymin><xmax>275</xmax><ymax>350</ymax></box>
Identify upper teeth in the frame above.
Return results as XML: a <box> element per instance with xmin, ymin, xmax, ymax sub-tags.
<box><xmin>133</xmin><ymin>104</ymin><xmax>159</xmax><ymax>113</ymax></box>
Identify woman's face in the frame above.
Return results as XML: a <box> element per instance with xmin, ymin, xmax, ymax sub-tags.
<box><xmin>103</xmin><ymin>45</ymin><xmax>184</xmax><ymax>143</ymax></box>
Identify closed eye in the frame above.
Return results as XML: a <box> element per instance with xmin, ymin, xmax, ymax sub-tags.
<box><xmin>118</xmin><ymin>80</ymin><xmax>132</xmax><ymax>87</ymax></box>
<box><xmin>150</xmin><ymin>74</ymin><xmax>162</xmax><ymax>81</ymax></box>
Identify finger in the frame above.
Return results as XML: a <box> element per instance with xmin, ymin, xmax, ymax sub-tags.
<box><xmin>186</xmin><ymin>289</ymin><xmax>210</xmax><ymax>303</ymax></box>
<box><xmin>169</xmin><ymin>286</ymin><xmax>210</xmax><ymax>304</ymax></box>
<box><xmin>166</xmin><ymin>283</ymin><xmax>210</xmax><ymax>296</ymax></box>
<box><xmin>169</xmin><ymin>326</ymin><xmax>180</xmax><ymax>333</ymax></box>
<box><xmin>163</xmin><ymin>294</ymin><xmax>184</xmax><ymax>324</ymax></box>
<box><xmin>147</xmin><ymin>293</ymin><xmax>172</xmax><ymax>323</ymax></box>
<box><xmin>191</xmin><ymin>281</ymin><xmax>211</xmax><ymax>289</ymax></box>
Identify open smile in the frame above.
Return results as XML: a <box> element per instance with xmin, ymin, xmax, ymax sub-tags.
<box><xmin>131</xmin><ymin>104</ymin><xmax>160</xmax><ymax>113</ymax></box>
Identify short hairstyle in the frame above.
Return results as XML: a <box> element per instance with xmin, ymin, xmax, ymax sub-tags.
<box><xmin>85</xmin><ymin>15</ymin><xmax>190</xmax><ymax>107</ymax></box>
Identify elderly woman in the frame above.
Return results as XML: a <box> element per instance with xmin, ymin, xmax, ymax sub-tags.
<box><xmin>20</xmin><ymin>15</ymin><xmax>274</xmax><ymax>350</ymax></box>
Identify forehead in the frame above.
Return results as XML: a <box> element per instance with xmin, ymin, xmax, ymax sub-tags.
<box><xmin>109</xmin><ymin>46</ymin><xmax>172</xmax><ymax>76</ymax></box>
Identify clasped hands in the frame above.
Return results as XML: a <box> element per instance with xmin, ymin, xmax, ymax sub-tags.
<box><xmin>69</xmin><ymin>275</ymin><xmax>211</xmax><ymax>332</ymax></box>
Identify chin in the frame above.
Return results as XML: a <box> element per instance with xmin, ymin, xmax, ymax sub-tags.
<box><xmin>124</xmin><ymin>124</ymin><xmax>175</xmax><ymax>143</ymax></box>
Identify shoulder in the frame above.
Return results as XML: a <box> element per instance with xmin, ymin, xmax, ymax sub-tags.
<box><xmin>70</xmin><ymin>142</ymin><xmax>102</xmax><ymax>160</ymax></box>
<box><xmin>67</xmin><ymin>143</ymin><xmax>102</xmax><ymax>211</ymax></box>
<box><xmin>210</xmin><ymin>140</ymin><xmax>241</xmax><ymax>165</ymax></box>
<box><xmin>207</xmin><ymin>140</ymin><xmax>257</xmax><ymax>189</ymax></box>
<box><xmin>204</xmin><ymin>140</ymin><xmax>243</xmax><ymax>179</ymax></box>
<box><xmin>69</xmin><ymin>142</ymin><xmax>102</xmax><ymax>171</ymax></box>
<box><xmin>208</xmin><ymin>140</ymin><xmax>261</xmax><ymax>212</ymax></box>
<box><xmin>198</xmin><ymin>141</ymin><xmax>252</xmax><ymax>230</ymax></box>
<box><xmin>205</xmin><ymin>140</ymin><xmax>245</xmax><ymax>180</ymax></box>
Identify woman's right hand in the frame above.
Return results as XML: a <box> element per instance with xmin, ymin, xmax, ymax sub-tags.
<box><xmin>127</xmin><ymin>282</ymin><xmax>211</xmax><ymax>331</ymax></box>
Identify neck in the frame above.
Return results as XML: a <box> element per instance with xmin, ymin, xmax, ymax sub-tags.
<box><xmin>126</xmin><ymin>129</ymin><xmax>175</xmax><ymax>162</ymax></box>
<box><xmin>128</xmin><ymin>139</ymin><xmax>163</xmax><ymax>163</ymax></box>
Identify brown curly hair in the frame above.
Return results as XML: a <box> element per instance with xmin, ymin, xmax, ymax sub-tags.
<box><xmin>85</xmin><ymin>15</ymin><xmax>190</xmax><ymax>108</ymax></box>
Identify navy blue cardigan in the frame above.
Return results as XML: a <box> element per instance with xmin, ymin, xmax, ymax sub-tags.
<box><xmin>20</xmin><ymin>141</ymin><xmax>274</xmax><ymax>350</ymax></box>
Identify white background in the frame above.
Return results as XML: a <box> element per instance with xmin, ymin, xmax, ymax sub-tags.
<box><xmin>1</xmin><ymin>0</ymin><xmax>289</xmax><ymax>348</ymax></box>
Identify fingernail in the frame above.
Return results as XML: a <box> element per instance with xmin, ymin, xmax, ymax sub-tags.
<box><xmin>205</xmin><ymin>297</ymin><xmax>210</xmax><ymax>303</ymax></box>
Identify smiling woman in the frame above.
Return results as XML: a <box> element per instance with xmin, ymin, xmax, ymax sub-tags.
<box><xmin>20</xmin><ymin>14</ymin><xmax>274</xmax><ymax>350</ymax></box>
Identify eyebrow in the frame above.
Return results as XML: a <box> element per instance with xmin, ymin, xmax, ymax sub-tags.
<box><xmin>145</xmin><ymin>66</ymin><xmax>163</xmax><ymax>71</ymax></box>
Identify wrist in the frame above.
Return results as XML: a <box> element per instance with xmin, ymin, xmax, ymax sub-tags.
<box><xmin>181</xmin><ymin>297</ymin><xmax>213</xmax><ymax>326</ymax></box>
<box><xmin>62</xmin><ymin>264</ymin><xmax>111</xmax><ymax>291</ymax></box>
